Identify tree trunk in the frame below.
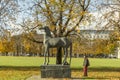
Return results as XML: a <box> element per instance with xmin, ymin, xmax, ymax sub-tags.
<box><xmin>56</xmin><ymin>47</ymin><xmax>62</xmax><ymax>64</ymax></box>
<box><xmin>6</xmin><ymin>52</ymin><xmax>8</xmax><ymax>56</ymax></box>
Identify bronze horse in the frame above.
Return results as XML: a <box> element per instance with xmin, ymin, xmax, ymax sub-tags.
<box><xmin>40</xmin><ymin>26</ymin><xmax>72</xmax><ymax>65</ymax></box>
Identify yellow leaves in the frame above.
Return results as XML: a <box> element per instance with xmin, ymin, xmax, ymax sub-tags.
<box><xmin>70</xmin><ymin>10</ymin><xmax>74</xmax><ymax>15</ymax></box>
<box><xmin>80</xmin><ymin>11</ymin><xmax>87</xmax><ymax>16</ymax></box>
<box><xmin>0</xmin><ymin>68</ymin><xmax>40</xmax><ymax>80</ymax></box>
<box><xmin>82</xmin><ymin>21</ymin><xmax>89</xmax><ymax>26</ymax></box>
<box><xmin>29</xmin><ymin>32</ymin><xmax>35</xmax><ymax>38</ymax></box>
<box><xmin>77</xmin><ymin>30</ymin><xmax>80</xmax><ymax>33</ymax></box>
<box><xmin>49</xmin><ymin>0</ymin><xmax>58</xmax><ymax>6</ymax></box>
<box><xmin>0</xmin><ymin>39</ymin><xmax>15</xmax><ymax>53</ymax></box>
<box><xmin>94</xmin><ymin>40</ymin><xmax>116</xmax><ymax>54</ymax></box>
<box><xmin>118</xmin><ymin>37</ymin><xmax>120</xmax><ymax>40</ymax></box>
<box><xmin>48</xmin><ymin>10</ymin><xmax>52</xmax><ymax>15</ymax></box>
<box><xmin>22</xmin><ymin>38</ymin><xmax>32</xmax><ymax>52</ymax></box>
<box><xmin>75</xmin><ymin>28</ymin><xmax>80</xmax><ymax>33</ymax></box>
<box><xmin>25</xmin><ymin>43</ymin><xmax>31</xmax><ymax>52</ymax></box>
<box><xmin>105</xmin><ymin>43</ymin><xmax>115</xmax><ymax>53</ymax></box>
<box><xmin>0</xmin><ymin>42</ymin><xmax>4</xmax><ymax>52</ymax></box>
<box><xmin>50</xmin><ymin>0</ymin><xmax>55</xmax><ymax>3</ymax></box>
<box><xmin>50</xmin><ymin>25</ymin><xmax>55</xmax><ymax>31</ymax></box>
<box><xmin>75</xmin><ymin>27</ymin><xmax>80</xmax><ymax>33</ymax></box>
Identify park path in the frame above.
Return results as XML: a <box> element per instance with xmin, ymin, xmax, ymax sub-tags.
<box><xmin>26</xmin><ymin>75</ymin><xmax>81</xmax><ymax>80</ymax></box>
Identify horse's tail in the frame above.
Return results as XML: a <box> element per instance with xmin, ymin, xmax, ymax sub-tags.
<box><xmin>69</xmin><ymin>43</ymin><xmax>72</xmax><ymax>65</ymax></box>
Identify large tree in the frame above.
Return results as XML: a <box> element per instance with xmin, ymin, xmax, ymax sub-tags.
<box><xmin>97</xmin><ymin>0</ymin><xmax>120</xmax><ymax>40</ymax></box>
<box><xmin>0</xmin><ymin>0</ymin><xmax>18</xmax><ymax>28</ymax></box>
<box><xmin>19</xmin><ymin>0</ymin><xmax>91</xmax><ymax>64</ymax></box>
<box><xmin>0</xmin><ymin>0</ymin><xmax>19</xmax><ymax>43</ymax></box>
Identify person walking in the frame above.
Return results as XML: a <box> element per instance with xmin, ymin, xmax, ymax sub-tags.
<box><xmin>83</xmin><ymin>55</ymin><xmax>90</xmax><ymax>76</ymax></box>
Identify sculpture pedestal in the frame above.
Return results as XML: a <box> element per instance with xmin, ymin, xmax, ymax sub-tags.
<box><xmin>40</xmin><ymin>65</ymin><xmax>71</xmax><ymax>78</ymax></box>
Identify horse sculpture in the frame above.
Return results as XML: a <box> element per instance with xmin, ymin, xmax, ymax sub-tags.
<box><xmin>40</xmin><ymin>26</ymin><xmax>72</xmax><ymax>65</ymax></box>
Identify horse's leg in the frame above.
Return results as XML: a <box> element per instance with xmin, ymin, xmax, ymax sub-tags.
<box><xmin>47</xmin><ymin>48</ymin><xmax>49</xmax><ymax>65</ymax></box>
<box><xmin>62</xmin><ymin>47</ymin><xmax>65</xmax><ymax>64</ymax></box>
<box><xmin>63</xmin><ymin>48</ymin><xmax>68</xmax><ymax>65</ymax></box>
<box><xmin>69</xmin><ymin>43</ymin><xmax>72</xmax><ymax>64</ymax></box>
<box><xmin>66</xmin><ymin>48</ymin><xmax>68</xmax><ymax>62</ymax></box>
<box><xmin>44</xmin><ymin>47</ymin><xmax>47</xmax><ymax>65</ymax></box>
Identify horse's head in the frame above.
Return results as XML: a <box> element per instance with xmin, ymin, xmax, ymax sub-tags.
<box><xmin>39</xmin><ymin>26</ymin><xmax>52</xmax><ymax>37</ymax></box>
<box><xmin>39</xmin><ymin>26</ymin><xmax>50</xmax><ymax>32</ymax></box>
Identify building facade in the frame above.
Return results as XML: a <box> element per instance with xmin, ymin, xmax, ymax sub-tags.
<box><xmin>80</xmin><ymin>30</ymin><xmax>112</xmax><ymax>40</ymax></box>
<box><xmin>80</xmin><ymin>29</ymin><xmax>120</xmax><ymax>58</ymax></box>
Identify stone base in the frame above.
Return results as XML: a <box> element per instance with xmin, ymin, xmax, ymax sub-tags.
<box><xmin>40</xmin><ymin>65</ymin><xmax>71</xmax><ymax>78</ymax></box>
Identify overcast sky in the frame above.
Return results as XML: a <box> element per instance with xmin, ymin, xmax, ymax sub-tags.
<box><xmin>9</xmin><ymin>0</ymin><xmax>117</xmax><ymax>35</ymax></box>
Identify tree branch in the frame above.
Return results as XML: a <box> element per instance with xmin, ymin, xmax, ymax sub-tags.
<box><xmin>26</xmin><ymin>37</ymin><xmax>43</xmax><ymax>44</ymax></box>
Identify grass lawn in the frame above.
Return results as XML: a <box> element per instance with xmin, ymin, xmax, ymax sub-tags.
<box><xmin>0</xmin><ymin>56</ymin><xmax>120</xmax><ymax>80</ymax></box>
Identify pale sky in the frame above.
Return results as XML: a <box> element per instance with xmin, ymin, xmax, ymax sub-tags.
<box><xmin>8</xmin><ymin>0</ymin><xmax>118</xmax><ymax>35</ymax></box>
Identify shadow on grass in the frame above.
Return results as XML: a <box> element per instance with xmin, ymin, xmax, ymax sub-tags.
<box><xmin>71</xmin><ymin>67</ymin><xmax>120</xmax><ymax>72</ymax></box>
<box><xmin>1</xmin><ymin>66</ymin><xmax>120</xmax><ymax>79</ymax></box>
<box><xmin>71</xmin><ymin>77</ymin><xmax>109</xmax><ymax>80</ymax></box>
<box><xmin>0</xmin><ymin>66</ymin><xmax>120</xmax><ymax>72</ymax></box>
<box><xmin>0</xmin><ymin>66</ymin><xmax>40</xmax><ymax>71</ymax></box>
<box><xmin>89</xmin><ymin>67</ymin><xmax>120</xmax><ymax>72</ymax></box>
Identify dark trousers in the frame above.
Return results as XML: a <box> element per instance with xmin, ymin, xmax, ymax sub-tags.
<box><xmin>83</xmin><ymin>66</ymin><xmax>88</xmax><ymax>76</ymax></box>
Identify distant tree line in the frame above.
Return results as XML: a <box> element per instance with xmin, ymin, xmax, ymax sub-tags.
<box><xmin>0</xmin><ymin>30</ymin><xmax>117</xmax><ymax>57</ymax></box>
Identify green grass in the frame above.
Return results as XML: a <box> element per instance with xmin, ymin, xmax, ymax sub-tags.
<box><xmin>0</xmin><ymin>56</ymin><xmax>44</xmax><ymax>67</ymax></box>
<box><xmin>0</xmin><ymin>56</ymin><xmax>120</xmax><ymax>80</ymax></box>
<box><xmin>0</xmin><ymin>56</ymin><xmax>120</xmax><ymax>68</ymax></box>
<box><xmin>0</xmin><ymin>56</ymin><xmax>120</xmax><ymax>71</ymax></box>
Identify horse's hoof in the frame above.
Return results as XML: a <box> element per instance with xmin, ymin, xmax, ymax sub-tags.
<box><xmin>62</xmin><ymin>61</ymin><xmax>69</xmax><ymax>65</ymax></box>
<box><xmin>43</xmin><ymin>62</ymin><xmax>46</xmax><ymax>65</ymax></box>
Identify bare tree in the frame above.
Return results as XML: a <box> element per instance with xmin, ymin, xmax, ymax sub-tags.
<box><xmin>0</xmin><ymin>0</ymin><xmax>19</xmax><ymax>38</ymax></box>
<box><xmin>98</xmin><ymin>0</ymin><xmax>120</xmax><ymax>41</ymax></box>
